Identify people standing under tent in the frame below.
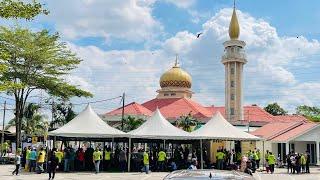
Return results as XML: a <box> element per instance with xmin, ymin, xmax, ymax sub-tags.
<box><xmin>291</xmin><ymin>153</ymin><xmax>297</xmax><ymax>174</ymax></box>
<box><xmin>63</xmin><ymin>147</ymin><xmax>70</xmax><ymax>172</ymax></box>
<box><xmin>267</xmin><ymin>152</ymin><xmax>276</xmax><ymax>174</ymax></box>
<box><xmin>296</xmin><ymin>153</ymin><xmax>301</xmax><ymax>174</ymax></box>
<box><xmin>92</xmin><ymin>148</ymin><xmax>102</xmax><ymax>174</ymax></box>
<box><xmin>157</xmin><ymin>148</ymin><xmax>166</xmax><ymax>171</ymax></box>
<box><xmin>25</xmin><ymin>146</ymin><xmax>31</xmax><ymax>171</ymax></box>
<box><xmin>230</xmin><ymin>149</ymin><xmax>235</xmax><ymax>165</ymax></box>
<box><xmin>251</xmin><ymin>151</ymin><xmax>257</xmax><ymax>173</ymax></box>
<box><xmin>85</xmin><ymin>146</ymin><xmax>94</xmax><ymax>171</ymax></box>
<box><xmin>21</xmin><ymin>147</ymin><xmax>27</xmax><ymax>169</ymax></box>
<box><xmin>69</xmin><ymin>147</ymin><xmax>75</xmax><ymax>171</ymax></box>
<box><xmin>119</xmin><ymin>148</ymin><xmax>127</xmax><ymax>172</ymax></box>
<box><xmin>300</xmin><ymin>153</ymin><xmax>306</xmax><ymax>173</ymax></box>
<box><xmin>104</xmin><ymin>147</ymin><xmax>112</xmax><ymax>171</ymax></box>
<box><xmin>240</xmin><ymin>155</ymin><xmax>248</xmax><ymax>172</ymax></box>
<box><xmin>255</xmin><ymin>149</ymin><xmax>261</xmax><ymax>169</ymax></box>
<box><xmin>29</xmin><ymin>148</ymin><xmax>37</xmax><ymax>172</ymax></box>
<box><xmin>12</xmin><ymin>151</ymin><xmax>21</xmax><ymax>176</ymax></box>
<box><xmin>216</xmin><ymin>150</ymin><xmax>225</xmax><ymax>170</ymax></box>
<box><xmin>48</xmin><ymin>149</ymin><xmax>59</xmax><ymax>180</ymax></box>
<box><xmin>37</xmin><ymin>147</ymin><xmax>46</xmax><ymax>174</ymax></box>
<box><xmin>1</xmin><ymin>141</ymin><xmax>9</xmax><ymax>157</ymax></box>
<box><xmin>305</xmin><ymin>151</ymin><xmax>310</xmax><ymax>173</ymax></box>
<box><xmin>236</xmin><ymin>151</ymin><xmax>242</xmax><ymax>165</ymax></box>
<box><xmin>55</xmin><ymin>149</ymin><xmax>64</xmax><ymax>171</ymax></box>
<box><xmin>188</xmin><ymin>159</ymin><xmax>197</xmax><ymax>170</ymax></box>
<box><xmin>142</xmin><ymin>149</ymin><xmax>150</xmax><ymax>174</ymax></box>
<box><xmin>76</xmin><ymin>148</ymin><xmax>85</xmax><ymax>171</ymax></box>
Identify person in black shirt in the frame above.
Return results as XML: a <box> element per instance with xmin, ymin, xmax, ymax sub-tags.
<box><xmin>48</xmin><ymin>149</ymin><xmax>59</xmax><ymax>180</ymax></box>
<box><xmin>305</xmin><ymin>151</ymin><xmax>310</xmax><ymax>173</ymax></box>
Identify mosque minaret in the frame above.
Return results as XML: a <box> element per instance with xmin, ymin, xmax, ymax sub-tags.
<box><xmin>221</xmin><ymin>5</ymin><xmax>247</xmax><ymax>121</ymax></box>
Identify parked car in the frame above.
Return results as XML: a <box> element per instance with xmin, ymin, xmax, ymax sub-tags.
<box><xmin>163</xmin><ymin>169</ymin><xmax>254</xmax><ymax>180</ymax></box>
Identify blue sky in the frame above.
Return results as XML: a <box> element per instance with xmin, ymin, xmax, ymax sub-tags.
<box><xmin>1</xmin><ymin>0</ymin><xmax>320</xmax><ymax>120</ymax></box>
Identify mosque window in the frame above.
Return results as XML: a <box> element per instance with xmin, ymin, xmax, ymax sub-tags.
<box><xmin>164</xmin><ymin>93</ymin><xmax>169</xmax><ymax>96</ymax></box>
<box><xmin>231</xmin><ymin>94</ymin><xmax>235</xmax><ymax>100</ymax></box>
<box><xmin>231</xmin><ymin>81</ymin><xmax>235</xmax><ymax>87</ymax></box>
<box><xmin>230</xmin><ymin>108</ymin><xmax>235</xmax><ymax>115</ymax></box>
<box><xmin>171</xmin><ymin>93</ymin><xmax>176</xmax><ymax>96</ymax></box>
<box><xmin>231</xmin><ymin>67</ymin><xmax>235</xmax><ymax>74</ymax></box>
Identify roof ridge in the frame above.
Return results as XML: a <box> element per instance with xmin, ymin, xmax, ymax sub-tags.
<box><xmin>267</xmin><ymin>121</ymin><xmax>304</xmax><ymax>140</ymax></box>
<box><xmin>182</xmin><ymin>98</ymin><xmax>209</xmax><ymax>116</ymax></box>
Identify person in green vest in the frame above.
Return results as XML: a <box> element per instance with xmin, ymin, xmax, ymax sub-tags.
<box><xmin>236</xmin><ymin>151</ymin><xmax>242</xmax><ymax>165</ymax></box>
<box><xmin>1</xmin><ymin>141</ymin><xmax>9</xmax><ymax>157</ymax></box>
<box><xmin>104</xmin><ymin>147</ymin><xmax>112</xmax><ymax>171</ymax></box>
<box><xmin>216</xmin><ymin>150</ymin><xmax>225</xmax><ymax>170</ymax></box>
<box><xmin>25</xmin><ymin>146</ymin><xmax>31</xmax><ymax>171</ymax></box>
<box><xmin>143</xmin><ymin>149</ymin><xmax>150</xmax><ymax>174</ymax></box>
<box><xmin>267</xmin><ymin>152</ymin><xmax>276</xmax><ymax>174</ymax></box>
<box><xmin>92</xmin><ymin>148</ymin><xmax>102</xmax><ymax>174</ymax></box>
<box><xmin>157</xmin><ymin>148</ymin><xmax>166</xmax><ymax>171</ymax></box>
<box><xmin>300</xmin><ymin>153</ymin><xmax>306</xmax><ymax>173</ymax></box>
<box><xmin>255</xmin><ymin>149</ymin><xmax>261</xmax><ymax>169</ymax></box>
<box><xmin>265</xmin><ymin>150</ymin><xmax>270</xmax><ymax>173</ymax></box>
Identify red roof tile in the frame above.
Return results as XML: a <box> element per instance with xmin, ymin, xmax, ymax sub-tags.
<box><xmin>142</xmin><ymin>98</ymin><xmax>212</xmax><ymax>121</ymax></box>
<box><xmin>271</xmin><ymin>123</ymin><xmax>318</xmax><ymax>142</ymax></box>
<box><xmin>251</xmin><ymin>121</ymin><xmax>303</xmax><ymax>139</ymax></box>
<box><xmin>105</xmin><ymin>102</ymin><xmax>152</xmax><ymax>116</ymax></box>
<box><xmin>272</xmin><ymin>115</ymin><xmax>309</xmax><ymax>123</ymax></box>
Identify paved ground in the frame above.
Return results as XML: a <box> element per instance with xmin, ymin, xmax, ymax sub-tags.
<box><xmin>1</xmin><ymin>165</ymin><xmax>320</xmax><ymax>180</ymax></box>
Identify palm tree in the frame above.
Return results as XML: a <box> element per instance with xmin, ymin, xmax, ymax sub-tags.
<box><xmin>175</xmin><ymin>112</ymin><xmax>199</xmax><ymax>132</ymax></box>
<box><xmin>116</xmin><ymin>116</ymin><xmax>144</xmax><ymax>132</ymax></box>
<box><xmin>6</xmin><ymin>103</ymin><xmax>48</xmax><ymax>136</ymax></box>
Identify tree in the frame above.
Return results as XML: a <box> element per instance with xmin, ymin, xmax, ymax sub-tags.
<box><xmin>175</xmin><ymin>113</ymin><xmax>199</xmax><ymax>132</ymax></box>
<box><xmin>0</xmin><ymin>0</ymin><xmax>49</xmax><ymax>20</ymax></box>
<box><xmin>296</xmin><ymin>105</ymin><xmax>320</xmax><ymax>122</ymax></box>
<box><xmin>50</xmin><ymin>101</ymin><xmax>77</xmax><ymax>129</ymax></box>
<box><xmin>6</xmin><ymin>103</ymin><xmax>48</xmax><ymax>136</ymax></box>
<box><xmin>117</xmin><ymin>116</ymin><xmax>144</xmax><ymax>132</ymax></box>
<box><xmin>0</xmin><ymin>27</ymin><xmax>92</xmax><ymax>147</ymax></box>
<box><xmin>264</xmin><ymin>103</ymin><xmax>287</xmax><ymax>116</ymax></box>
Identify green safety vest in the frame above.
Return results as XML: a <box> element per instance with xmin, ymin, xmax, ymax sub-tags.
<box><xmin>104</xmin><ymin>151</ymin><xmax>111</xmax><ymax>160</ymax></box>
<box><xmin>143</xmin><ymin>152</ymin><xmax>149</xmax><ymax>165</ymax></box>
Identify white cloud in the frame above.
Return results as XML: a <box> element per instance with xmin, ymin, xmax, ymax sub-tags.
<box><xmin>63</xmin><ymin>8</ymin><xmax>320</xmax><ymax>113</ymax></box>
<box><xmin>164</xmin><ymin>0</ymin><xmax>195</xmax><ymax>8</ymax></box>
<box><xmin>43</xmin><ymin>0</ymin><xmax>162</xmax><ymax>42</ymax></box>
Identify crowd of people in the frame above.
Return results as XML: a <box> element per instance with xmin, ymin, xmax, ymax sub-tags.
<box><xmin>2</xmin><ymin>141</ymin><xmax>313</xmax><ymax>178</ymax></box>
<box><xmin>286</xmin><ymin>151</ymin><xmax>310</xmax><ymax>174</ymax></box>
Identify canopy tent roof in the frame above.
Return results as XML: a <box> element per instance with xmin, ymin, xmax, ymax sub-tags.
<box><xmin>49</xmin><ymin>104</ymin><xmax>126</xmax><ymax>138</ymax></box>
<box><xmin>191</xmin><ymin>112</ymin><xmax>260</xmax><ymax>141</ymax></box>
<box><xmin>128</xmin><ymin>109</ymin><xmax>192</xmax><ymax>140</ymax></box>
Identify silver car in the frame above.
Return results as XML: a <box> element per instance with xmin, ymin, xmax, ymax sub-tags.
<box><xmin>163</xmin><ymin>169</ymin><xmax>254</xmax><ymax>180</ymax></box>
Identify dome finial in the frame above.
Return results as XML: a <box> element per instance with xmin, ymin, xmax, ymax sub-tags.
<box><xmin>229</xmin><ymin>0</ymin><xmax>240</xmax><ymax>40</ymax></box>
<box><xmin>174</xmin><ymin>54</ymin><xmax>179</xmax><ymax>67</ymax></box>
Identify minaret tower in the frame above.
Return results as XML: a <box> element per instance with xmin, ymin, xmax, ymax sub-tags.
<box><xmin>221</xmin><ymin>2</ymin><xmax>247</xmax><ymax>121</ymax></box>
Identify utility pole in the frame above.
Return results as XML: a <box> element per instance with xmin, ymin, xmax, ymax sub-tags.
<box><xmin>121</xmin><ymin>92</ymin><xmax>125</xmax><ymax>131</ymax></box>
<box><xmin>1</xmin><ymin>101</ymin><xmax>6</xmax><ymax>158</ymax></box>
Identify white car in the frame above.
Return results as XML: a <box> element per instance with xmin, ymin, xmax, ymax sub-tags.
<box><xmin>164</xmin><ymin>169</ymin><xmax>254</xmax><ymax>180</ymax></box>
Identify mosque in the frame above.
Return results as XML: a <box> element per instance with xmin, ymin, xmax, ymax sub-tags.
<box><xmin>103</xmin><ymin>6</ymin><xmax>320</xmax><ymax>165</ymax></box>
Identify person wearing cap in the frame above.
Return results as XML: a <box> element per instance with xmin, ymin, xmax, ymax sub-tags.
<box><xmin>142</xmin><ymin>149</ymin><xmax>150</xmax><ymax>174</ymax></box>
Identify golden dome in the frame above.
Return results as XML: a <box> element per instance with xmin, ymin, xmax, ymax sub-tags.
<box><xmin>229</xmin><ymin>8</ymin><xmax>240</xmax><ymax>40</ymax></box>
<box><xmin>160</xmin><ymin>63</ymin><xmax>192</xmax><ymax>89</ymax></box>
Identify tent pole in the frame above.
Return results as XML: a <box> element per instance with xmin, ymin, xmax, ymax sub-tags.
<box><xmin>164</xmin><ymin>139</ymin><xmax>166</xmax><ymax>149</ymax></box>
<box><xmin>200</xmin><ymin>139</ymin><xmax>203</xmax><ymax>169</ymax></box>
<box><xmin>128</xmin><ymin>138</ymin><xmax>131</xmax><ymax>172</ymax></box>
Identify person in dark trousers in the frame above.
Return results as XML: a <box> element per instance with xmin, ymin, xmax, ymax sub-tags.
<box><xmin>12</xmin><ymin>152</ymin><xmax>21</xmax><ymax>176</ymax></box>
<box><xmin>305</xmin><ymin>151</ymin><xmax>310</xmax><ymax>173</ymax></box>
<box><xmin>286</xmin><ymin>153</ymin><xmax>292</xmax><ymax>173</ymax></box>
<box><xmin>48</xmin><ymin>149</ymin><xmax>59</xmax><ymax>180</ymax></box>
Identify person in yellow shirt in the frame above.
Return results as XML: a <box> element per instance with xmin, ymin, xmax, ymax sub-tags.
<box><xmin>143</xmin><ymin>149</ymin><xmax>150</xmax><ymax>174</ymax></box>
<box><xmin>37</xmin><ymin>147</ymin><xmax>46</xmax><ymax>174</ymax></box>
<box><xmin>25</xmin><ymin>146</ymin><xmax>31</xmax><ymax>171</ymax></box>
<box><xmin>93</xmin><ymin>148</ymin><xmax>102</xmax><ymax>174</ymax></box>
<box><xmin>267</xmin><ymin>152</ymin><xmax>276</xmax><ymax>174</ymax></box>
<box><xmin>104</xmin><ymin>147</ymin><xmax>111</xmax><ymax>171</ymax></box>
<box><xmin>157</xmin><ymin>149</ymin><xmax>166</xmax><ymax>171</ymax></box>
<box><xmin>300</xmin><ymin>154</ymin><xmax>306</xmax><ymax>173</ymax></box>
<box><xmin>216</xmin><ymin>150</ymin><xmax>225</xmax><ymax>170</ymax></box>
<box><xmin>1</xmin><ymin>141</ymin><xmax>9</xmax><ymax>157</ymax></box>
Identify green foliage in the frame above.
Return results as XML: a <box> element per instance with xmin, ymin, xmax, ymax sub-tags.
<box><xmin>0</xmin><ymin>26</ymin><xmax>92</xmax><ymax>99</ymax></box>
<box><xmin>175</xmin><ymin>113</ymin><xmax>199</xmax><ymax>132</ymax></box>
<box><xmin>296</xmin><ymin>105</ymin><xmax>320</xmax><ymax>122</ymax></box>
<box><xmin>119</xmin><ymin>116</ymin><xmax>144</xmax><ymax>132</ymax></box>
<box><xmin>50</xmin><ymin>101</ymin><xmax>77</xmax><ymax>129</ymax></box>
<box><xmin>264</xmin><ymin>103</ymin><xmax>287</xmax><ymax>116</ymax></box>
<box><xmin>6</xmin><ymin>103</ymin><xmax>48</xmax><ymax>136</ymax></box>
<box><xmin>0</xmin><ymin>0</ymin><xmax>49</xmax><ymax>20</ymax></box>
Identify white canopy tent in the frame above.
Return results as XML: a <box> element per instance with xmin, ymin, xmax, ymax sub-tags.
<box><xmin>128</xmin><ymin>108</ymin><xmax>192</xmax><ymax>140</ymax></box>
<box><xmin>191</xmin><ymin>112</ymin><xmax>260</xmax><ymax>141</ymax></box>
<box><xmin>48</xmin><ymin>104</ymin><xmax>126</xmax><ymax>138</ymax></box>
